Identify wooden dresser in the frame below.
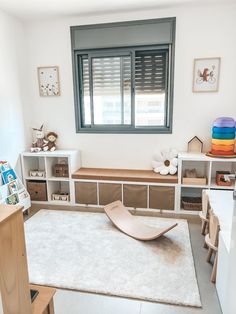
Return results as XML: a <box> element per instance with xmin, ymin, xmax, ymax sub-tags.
<box><xmin>0</xmin><ymin>205</ymin><xmax>56</xmax><ymax>314</ymax></box>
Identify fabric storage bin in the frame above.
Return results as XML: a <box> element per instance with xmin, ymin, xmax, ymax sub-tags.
<box><xmin>99</xmin><ymin>183</ymin><xmax>122</xmax><ymax>205</ymax></box>
<box><xmin>123</xmin><ymin>184</ymin><xmax>147</xmax><ymax>208</ymax></box>
<box><xmin>75</xmin><ymin>182</ymin><xmax>97</xmax><ymax>205</ymax></box>
<box><xmin>149</xmin><ymin>186</ymin><xmax>175</xmax><ymax>210</ymax></box>
<box><xmin>27</xmin><ymin>180</ymin><xmax>47</xmax><ymax>201</ymax></box>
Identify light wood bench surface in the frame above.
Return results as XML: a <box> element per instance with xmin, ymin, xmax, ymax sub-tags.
<box><xmin>72</xmin><ymin>167</ymin><xmax>178</xmax><ymax>183</ymax></box>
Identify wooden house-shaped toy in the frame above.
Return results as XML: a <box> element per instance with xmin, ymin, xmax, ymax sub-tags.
<box><xmin>188</xmin><ymin>136</ymin><xmax>203</xmax><ymax>153</ymax></box>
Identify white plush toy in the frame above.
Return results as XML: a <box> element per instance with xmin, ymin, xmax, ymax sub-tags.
<box><xmin>151</xmin><ymin>148</ymin><xmax>178</xmax><ymax>175</ymax></box>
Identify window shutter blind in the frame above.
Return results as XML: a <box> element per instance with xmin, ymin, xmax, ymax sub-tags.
<box><xmin>82</xmin><ymin>57</ymin><xmax>89</xmax><ymax>96</ymax></box>
<box><xmin>92</xmin><ymin>57</ymin><xmax>121</xmax><ymax>96</ymax></box>
<box><xmin>135</xmin><ymin>51</ymin><xmax>167</xmax><ymax>94</ymax></box>
<box><xmin>92</xmin><ymin>56</ymin><xmax>131</xmax><ymax>96</ymax></box>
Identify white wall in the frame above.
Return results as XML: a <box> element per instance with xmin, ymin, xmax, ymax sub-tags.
<box><xmin>23</xmin><ymin>3</ymin><xmax>236</xmax><ymax>169</ymax></box>
<box><xmin>0</xmin><ymin>9</ymin><xmax>26</xmax><ymax>170</ymax></box>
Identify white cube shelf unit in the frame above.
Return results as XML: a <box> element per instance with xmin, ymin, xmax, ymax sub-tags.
<box><xmin>21</xmin><ymin>151</ymin><xmax>236</xmax><ymax>216</ymax></box>
<box><xmin>178</xmin><ymin>152</ymin><xmax>236</xmax><ymax>214</ymax></box>
<box><xmin>21</xmin><ymin>150</ymin><xmax>81</xmax><ymax>205</ymax></box>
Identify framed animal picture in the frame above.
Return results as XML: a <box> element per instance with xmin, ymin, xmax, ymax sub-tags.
<box><xmin>37</xmin><ymin>66</ymin><xmax>60</xmax><ymax>96</ymax></box>
<box><xmin>192</xmin><ymin>58</ymin><xmax>221</xmax><ymax>92</ymax></box>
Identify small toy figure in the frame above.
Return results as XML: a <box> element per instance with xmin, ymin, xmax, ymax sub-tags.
<box><xmin>31</xmin><ymin>124</ymin><xmax>47</xmax><ymax>152</ymax></box>
<box><xmin>43</xmin><ymin>131</ymin><xmax>58</xmax><ymax>152</ymax></box>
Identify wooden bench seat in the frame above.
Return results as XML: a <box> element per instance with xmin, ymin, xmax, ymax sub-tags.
<box><xmin>72</xmin><ymin>168</ymin><xmax>178</xmax><ymax>184</ymax></box>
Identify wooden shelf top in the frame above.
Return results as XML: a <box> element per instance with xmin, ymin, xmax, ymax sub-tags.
<box><xmin>72</xmin><ymin>168</ymin><xmax>178</xmax><ymax>183</ymax></box>
<box><xmin>0</xmin><ymin>205</ymin><xmax>22</xmax><ymax>225</ymax></box>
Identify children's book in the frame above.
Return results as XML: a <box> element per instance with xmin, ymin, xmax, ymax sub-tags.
<box><xmin>8</xmin><ymin>180</ymin><xmax>18</xmax><ymax>194</ymax></box>
<box><xmin>0</xmin><ymin>161</ymin><xmax>11</xmax><ymax>173</ymax></box>
<box><xmin>6</xmin><ymin>193</ymin><xmax>19</xmax><ymax>205</ymax></box>
<box><xmin>18</xmin><ymin>189</ymin><xmax>28</xmax><ymax>201</ymax></box>
<box><xmin>2</xmin><ymin>169</ymin><xmax>17</xmax><ymax>184</ymax></box>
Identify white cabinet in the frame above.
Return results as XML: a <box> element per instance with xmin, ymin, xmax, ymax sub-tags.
<box><xmin>21</xmin><ymin>150</ymin><xmax>81</xmax><ymax>205</ymax></box>
<box><xmin>178</xmin><ymin>153</ymin><xmax>236</xmax><ymax>215</ymax></box>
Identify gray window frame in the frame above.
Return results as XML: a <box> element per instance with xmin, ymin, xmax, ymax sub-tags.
<box><xmin>71</xmin><ymin>19</ymin><xmax>175</xmax><ymax>134</ymax></box>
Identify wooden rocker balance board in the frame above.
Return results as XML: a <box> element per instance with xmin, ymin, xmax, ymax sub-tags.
<box><xmin>104</xmin><ymin>201</ymin><xmax>178</xmax><ymax>241</ymax></box>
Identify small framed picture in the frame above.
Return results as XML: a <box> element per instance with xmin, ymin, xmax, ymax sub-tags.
<box><xmin>8</xmin><ymin>180</ymin><xmax>18</xmax><ymax>194</ymax></box>
<box><xmin>6</xmin><ymin>193</ymin><xmax>19</xmax><ymax>205</ymax></box>
<box><xmin>2</xmin><ymin>169</ymin><xmax>17</xmax><ymax>184</ymax></box>
<box><xmin>193</xmin><ymin>57</ymin><xmax>221</xmax><ymax>92</ymax></box>
<box><xmin>38</xmin><ymin>66</ymin><xmax>60</xmax><ymax>96</ymax></box>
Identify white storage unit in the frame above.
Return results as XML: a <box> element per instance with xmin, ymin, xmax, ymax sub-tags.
<box><xmin>21</xmin><ymin>151</ymin><xmax>236</xmax><ymax>215</ymax></box>
<box><xmin>21</xmin><ymin>150</ymin><xmax>81</xmax><ymax>206</ymax></box>
<box><xmin>178</xmin><ymin>152</ymin><xmax>236</xmax><ymax>215</ymax></box>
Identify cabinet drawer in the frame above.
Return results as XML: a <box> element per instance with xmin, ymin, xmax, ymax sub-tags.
<box><xmin>27</xmin><ymin>181</ymin><xmax>47</xmax><ymax>201</ymax></box>
<box><xmin>149</xmin><ymin>186</ymin><xmax>175</xmax><ymax>210</ymax></box>
<box><xmin>75</xmin><ymin>182</ymin><xmax>97</xmax><ymax>205</ymax></box>
<box><xmin>99</xmin><ymin>183</ymin><xmax>122</xmax><ymax>205</ymax></box>
<box><xmin>123</xmin><ymin>184</ymin><xmax>147</xmax><ymax>208</ymax></box>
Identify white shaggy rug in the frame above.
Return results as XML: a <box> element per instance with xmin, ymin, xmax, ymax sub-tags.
<box><xmin>24</xmin><ymin>210</ymin><xmax>201</xmax><ymax>307</ymax></box>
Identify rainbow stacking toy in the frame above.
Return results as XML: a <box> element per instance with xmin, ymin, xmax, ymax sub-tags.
<box><xmin>209</xmin><ymin>117</ymin><xmax>236</xmax><ymax>157</ymax></box>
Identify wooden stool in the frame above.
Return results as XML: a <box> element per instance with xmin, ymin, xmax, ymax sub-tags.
<box><xmin>204</xmin><ymin>209</ymin><xmax>220</xmax><ymax>283</ymax></box>
<box><xmin>31</xmin><ymin>284</ymin><xmax>56</xmax><ymax>314</ymax></box>
<box><xmin>199</xmin><ymin>190</ymin><xmax>210</xmax><ymax>235</ymax></box>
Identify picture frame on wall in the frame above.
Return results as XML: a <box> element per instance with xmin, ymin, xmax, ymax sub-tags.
<box><xmin>192</xmin><ymin>57</ymin><xmax>221</xmax><ymax>92</ymax></box>
<box><xmin>37</xmin><ymin>66</ymin><xmax>60</xmax><ymax>96</ymax></box>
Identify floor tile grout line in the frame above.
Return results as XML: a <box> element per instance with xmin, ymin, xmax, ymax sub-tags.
<box><xmin>139</xmin><ymin>302</ymin><xmax>142</xmax><ymax>314</ymax></box>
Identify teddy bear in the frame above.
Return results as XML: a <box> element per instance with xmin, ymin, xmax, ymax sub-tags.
<box><xmin>43</xmin><ymin>132</ymin><xmax>58</xmax><ymax>152</ymax></box>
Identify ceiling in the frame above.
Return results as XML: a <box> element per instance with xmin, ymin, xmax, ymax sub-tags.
<box><xmin>0</xmin><ymin>0</ymin><xmax>233</xmax><ymax>21</ymax></box>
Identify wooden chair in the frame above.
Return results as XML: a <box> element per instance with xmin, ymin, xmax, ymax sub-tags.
<box><xmin>199</xmin><ymin>190</ymin><xmax>210</xmax><ymax>235</ymax></box>
<box><xmin>204</xmin><ymin>209</ymin><xmax>220</xmax><ymax>283</ymax></box>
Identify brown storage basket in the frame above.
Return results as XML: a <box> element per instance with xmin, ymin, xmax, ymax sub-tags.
<box><xmin>75</xmin><ymin>182</ymin><xmax>97</xmax><ymax>205</ymax></box>
<box><xmin>99</xmin><ymin>183</ymin><xmax>122</xmax><ymax>205</ymax></box>
<box><xmin>149</xmin><ymin>186</ymin><xmax>175</xmax><ymax>210</ymax></box>
<box><xmin>123</xmin><ymin>184</ymin><xmax>147</xmax><ymax>208</ymax></box>
<box><xmin>53</xmin><ymin>164</ymin><xmax>69</xmax><ymax>177</ymax></box>
<box><xmin>182</xmin><ymin>197</ymin><xmax>202</xmax><ymax>211</ymax></box>
<box><xmin>27</xmin><ymin>180</ymin><xmax>47</xmax><ymax>201</ymax></box>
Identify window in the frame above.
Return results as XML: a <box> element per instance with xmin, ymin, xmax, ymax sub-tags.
<box><xmin>79</xmin><ymin>53</ymin><xmax>132</xmax><ymax>126</ymax></box>
<box><xmin>71</xmin><ymin>18</ymin><xmax>175</xmax><ymax>133</ymax></box>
